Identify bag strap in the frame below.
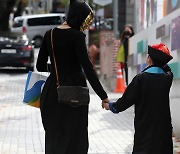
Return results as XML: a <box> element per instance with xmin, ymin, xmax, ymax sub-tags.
<box><xmin>50</xmin><ymin>28</ymin><xmax>60</xmax><ymax>87</ymax></box>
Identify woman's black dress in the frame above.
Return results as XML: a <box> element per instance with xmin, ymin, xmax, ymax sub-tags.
<box><xmin>36</xmin><ymin>28</ymin><xmax>107</xmax><ymax>154</ymax></box>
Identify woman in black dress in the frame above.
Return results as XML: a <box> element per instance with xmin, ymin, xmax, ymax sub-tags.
<box><xmin>36</xmin><ymin>0</ymin><xmax>108</xmax><ymax>153</ymax></box>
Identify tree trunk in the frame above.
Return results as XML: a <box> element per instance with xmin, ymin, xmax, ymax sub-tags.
<box><xmin>14</xmin><ymin>1</ymin><xmax>23</xmax><ymax>18</ymax></box>
<box><xmin>0</xmin><ymin>0</ymin><xmax>16</xmax><ymax>31</ymax></box>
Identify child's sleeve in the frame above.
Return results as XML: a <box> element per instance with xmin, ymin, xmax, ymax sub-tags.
<box><xmin>109</xmin><ymin>102</ymin><xmax>118</xmax><ymax>113</ymax></box>
<box><xmin>112</xmin><ymin>75</ymin><xmax>140</xmax><ymax>113</ymax></box>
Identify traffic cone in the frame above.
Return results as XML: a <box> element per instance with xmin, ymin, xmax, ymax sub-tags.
<box><xmin>114</xmin><ymin>64</ymin><xmax>126</xmax><ymax>93</ymax></box>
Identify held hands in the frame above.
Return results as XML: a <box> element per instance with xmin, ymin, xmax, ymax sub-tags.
<box><xmin>102</xmin><ymin>98</ymin><xmax>110</xmax><ymax>110</ymax></box>
<box><xmin>102</xmin><ymin>99</ymin><xmax>119</xmax><ymax>113</ymax></box>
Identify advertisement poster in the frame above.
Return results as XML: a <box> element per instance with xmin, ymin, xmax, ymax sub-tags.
<box><xmin>156</xmin><ymin>24</ymin><xmax>166</xmax><ymax>39</ymax></box>
<box><xmin>171</xmin><ymin>16</ymin><xmax>180</xmax><ymax>51</ymax></box>
<box><xmin>153</xmin><ymin>0</ymin><xmax>157</xmax><ymax>23</ymax></box>
<box><xmin>149</xmin><ymin>0</ymin><xmax>155</xmax><ymax>26</ymax></box>
<box><xmin>146</xmin><ymin>0</ymin><xmax>151</xmax><ymax>27</ymax></box>
<box><xmin>166</xmin><ymin>0</ymin><xmax>180</xmax><ymax>15</ymax></box>
<box><xmin>135</xmin><ymin>0</ymin><xmax>140</xmax><ymax>31</ymax></box>
<box><xmin>140</xmin><ymin>0</ymin><xmax>145</xmax><ymax>30</ymax></box>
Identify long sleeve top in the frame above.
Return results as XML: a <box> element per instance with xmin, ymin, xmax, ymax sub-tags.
<box><xmin>36</xmin><ymin>28</ymin><xmax>107</xmax><ymax>100</ymax></box>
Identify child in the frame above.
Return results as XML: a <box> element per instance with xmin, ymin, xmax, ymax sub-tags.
<box><xmin>102</xmin><ymin>43</ymin><xmax>174</xmax><ymax>154</ymax></box>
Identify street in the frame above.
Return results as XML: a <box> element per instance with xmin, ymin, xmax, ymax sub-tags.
<box><xmin>0</xmin><ymin>49</ymin><xmax>134</xmax><ymax>154</ymax></box>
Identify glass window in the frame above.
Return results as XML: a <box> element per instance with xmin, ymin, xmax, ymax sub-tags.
<box><xmin>13</xmin><ymin>19</ymin><xmax>23</xmax><ymax>27</ymax></box>
<box><xmin>27</xmin><ymin>16</ymin><xmax>61</xmax><ymax>26</ymax></box>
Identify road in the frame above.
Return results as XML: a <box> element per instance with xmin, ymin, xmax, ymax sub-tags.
<box><xmin>0</xmin><ymin>49</ymin><xmax>134</xmax><ymax>154</ymax></box>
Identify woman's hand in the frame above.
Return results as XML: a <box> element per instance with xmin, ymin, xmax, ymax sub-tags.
<box><xmin>102</xmin><ymin>102</ymin><xmax>110</xmax><ymax>110</ymax></box>
<box><xmin>102</xmin><ymin>98</ymin><xmax>109</xmax><ymax>110</ymax></box>
<box><xmin>102</xmin><ymin>98</ymin><xmax>109</xmax><ymax>104</ymax></box>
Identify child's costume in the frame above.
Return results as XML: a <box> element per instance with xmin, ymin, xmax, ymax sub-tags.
<box><xmin>109</xmin><ymin>43</ymin><xmax>173</xmax><ymax>154</ymax></box>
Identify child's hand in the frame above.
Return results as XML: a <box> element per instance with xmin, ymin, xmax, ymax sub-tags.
<box><xmin>102</xmin><ymin>102</ymin><xmax>110</xmax><ymax>110</ymax></box>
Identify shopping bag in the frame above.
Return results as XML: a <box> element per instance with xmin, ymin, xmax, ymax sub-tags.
<box><xmin>23</xmin><ymin>71</ymin><xmax>47</xmax><ymax>108</ymax></box>
<box><xmin>116</xmin><ymin>44</ymin><xmax>125</xmax><ymax>63</ymax></box>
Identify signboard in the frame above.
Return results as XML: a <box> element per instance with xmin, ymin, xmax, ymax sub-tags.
<box><xmin>156</xmin><ymin>24</ymin><xmax>166</xmax><ymax>39</ymax></box>
<box><xmin>93</xmin><ymin>0</ymin><xmax>112</xmax><ymax>6</ymax></box>
<box><xmin>166</xmin><ymin>0</ymin><xmax>180</xmax><ymax>15</ymax></box>
<box><xmin>171</xmin><ymin>16</ymin><xmax>180</xmax><ymax>51</ymax></box>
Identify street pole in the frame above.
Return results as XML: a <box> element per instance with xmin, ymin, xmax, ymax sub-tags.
<box><xmin>46</xmin><ymin>0</ymin><xmax>52</xmax><ymax>13</ymax></box>
<box><xmin>28</xmin><ymin>0</ymin><xmax>31</xmax><ymax>14</ymax></box>
<box><xmin>85</xmin><ymin>0</ymin><xmax>89</xmax><ymax>49</ymax></box>
<box><xmin>113</xmin><ymin>0</ymin><xmax>119</xmax><ymax>38</ymax></box>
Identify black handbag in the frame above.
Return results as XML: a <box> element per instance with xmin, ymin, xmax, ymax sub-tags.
<box><xmin>50</xmin><ymin>29</ymin><xmax>90</xmax><ymax>107</ymax></box>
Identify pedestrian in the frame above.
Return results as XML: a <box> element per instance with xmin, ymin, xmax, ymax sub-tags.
<box><xmin>116</xmin><ymin>24</ymin><xmax>134</xmax><ymax>86</ymax></box>
<box><xmin>89</xmin><ymin>43</ymin><xmax>98</xmax><ymax>68</ymax></box>
<box><xmin>103</xmin><ymin>43</ymin><xmax>174</xmax><ymax>154</ymax></box>
<box><xmin>36</xmin><ymin>0</ymin><xmax>109</xmax><ymax>153</ymax></box>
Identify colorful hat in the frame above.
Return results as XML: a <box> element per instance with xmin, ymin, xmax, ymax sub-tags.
<box><xmin>148</xmin><ymin>43</ymin><xmax>173</xmax><ymax>65</ymax></box>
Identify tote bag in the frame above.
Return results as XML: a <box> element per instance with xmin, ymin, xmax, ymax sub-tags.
<box><xmin>23</xmin><ymin>71</ymin><xmax>47</xmax><ymax>108</ymax></box>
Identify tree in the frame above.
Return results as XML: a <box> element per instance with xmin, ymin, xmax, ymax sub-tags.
<box><xmin>0</xmin><ymin>0</ymin><xmax>28</xmax><ymax>31</ymax></box>
<box><xmin>0</xmin><ymin>0</ymin><xmax>16</xmax><ymax>31</ymax></box>
<box><xmin>0</xmin><ymin>0</ymin><xmax>94</xmax><ymax>31</ymax></box>
<box><xmin>60</xmin><ymin>0</ymin><xmax>69</xmax><ymax>5</ymax></box>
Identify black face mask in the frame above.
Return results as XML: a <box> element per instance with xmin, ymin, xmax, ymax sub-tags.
<box><xmin>124</xmin><ymin>31</ymin><xmax>131</xmax><ymax>36</ymax></box>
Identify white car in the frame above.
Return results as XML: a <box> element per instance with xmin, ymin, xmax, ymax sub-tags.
<box><xmin>11</xmin><ymin>13</ymin><xmax>65</xmax><ymax>47</ymax></box>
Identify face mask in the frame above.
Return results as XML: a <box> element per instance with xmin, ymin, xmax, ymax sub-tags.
<box><xmin>124</xmin><ymin>31</ymin><xmax>131</xmax><ymax>36</ymax></box>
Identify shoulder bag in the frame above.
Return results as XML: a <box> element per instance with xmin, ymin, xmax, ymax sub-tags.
<box><xmin>50</xmin><ymin>29</ymin><xmax>90</xmax><ymax>107</ymax></box>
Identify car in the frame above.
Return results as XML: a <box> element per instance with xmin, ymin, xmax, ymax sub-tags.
<box><xmin>89</xmin><ymin>18</ymin><xmax>113</xmax><ymax>30</ymax></box>
<box><xmin>11</xmin><ymin>13</ymin><xmax>65</xmax><ymax>47</ymax></box>
<box><xmin>0</xmin><ymin>32</ymin><xmax>34</xmax><ymax>71</ymax></box>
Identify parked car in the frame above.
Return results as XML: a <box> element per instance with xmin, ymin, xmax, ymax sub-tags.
<box><xmin>0</xmin><ymin>32</ymin><xmax>34</xmax><ymax>71</ymax></box>
<box><xmin>11</xmin><ymin>13</ymin><xmax>65</xmax><ymax>47</ymax></box>
<box><xmin>90</xmin><ymin>18</ymin><xmax>113</xmax><ymax>30</ymax></box>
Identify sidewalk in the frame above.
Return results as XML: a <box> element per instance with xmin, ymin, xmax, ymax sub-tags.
<box><xmin>0</xmin><ymin>74</ymin><xmax>134</xmax><ymax>154</ymax></box>
<box><xmin>88</xmin><ymin>85</ymin><xmax>134</xmax><ymax>154</ymax></box>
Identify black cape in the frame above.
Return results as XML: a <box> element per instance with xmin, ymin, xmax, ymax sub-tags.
<box><xmin>113</xmin><ymin>66</ymin><xmax>173</xmax><ymax>154</ymax></box>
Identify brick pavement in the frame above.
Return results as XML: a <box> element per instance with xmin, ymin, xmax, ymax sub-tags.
<box><xmin>88</xmin><ymin>95</ymin><xmax>134</xmax><ymax>154</ymax></box>
<box><xmin>0</xmin><ymin>73</ymin><xmax>134</xmax><ymax>154</ymax></box>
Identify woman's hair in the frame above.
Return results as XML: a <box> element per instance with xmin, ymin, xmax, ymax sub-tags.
<box><xmin>66</xmin><ymin>0</ymin><xmax>93</xmax><ymax>31</ymax></box>
<box><xmin>119</xmin><ymin>24</ymin><xmax>134</xmax><ymax>41</ymax></box>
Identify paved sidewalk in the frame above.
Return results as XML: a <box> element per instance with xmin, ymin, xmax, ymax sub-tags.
<box><xmin>88</xmin><ymin>93</ymin><xmax>134</xmax><ymax>154</ymax></box>
<box><xmin>0</xmin><ymin>74</ymin><xmax>134</xmax><ymax>154</ymax></box>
